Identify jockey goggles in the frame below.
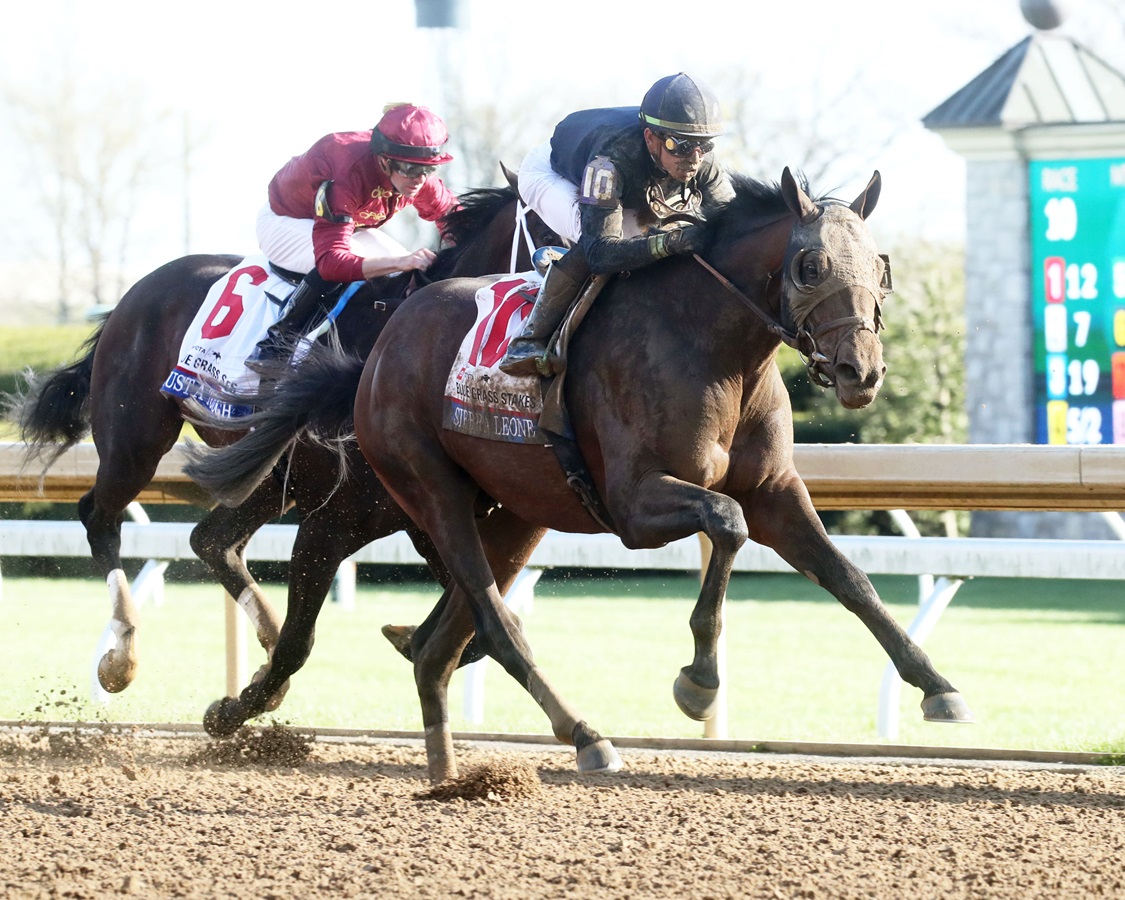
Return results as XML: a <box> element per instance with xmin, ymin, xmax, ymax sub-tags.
<box><xmin>390</xmin><ymin>160</ymin><xmax>439</xmax><ymax>178</ymax></box>
<box><xmin>657</xmin><ymin>132</ymin><xmax>715</xmax><ymax>157</ymax></box>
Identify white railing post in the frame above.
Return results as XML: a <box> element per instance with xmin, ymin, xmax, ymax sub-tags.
<box><xmin>331</xmin><ymin>558</ymin><xmax>357</xmax><ymax>610</ymax></box>
<box><xmin>224</xmin><ymin>589</ymin><xmax>248</xmax><ymax>698</ymax></box>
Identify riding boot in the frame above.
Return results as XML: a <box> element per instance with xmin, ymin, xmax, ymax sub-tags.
<box><xmin>250</xmin><ymin>268</ymin><xmax>342</xmax><ymax>362</ymax></box>
<box><xmin>498</xmin><ymin>250</ymin><xmax>589</xmax><ymax>377</ymax></box>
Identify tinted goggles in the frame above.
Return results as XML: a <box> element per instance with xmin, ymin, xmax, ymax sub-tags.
<box><xmin>657</xmin><ymin>133</ymin><xmax>715</xmax><ymax>157</ymax></box>
<box><xmin>390</xmin><ymin>160</ymin><xmax>439</xmax><ymax>178</ymax></box>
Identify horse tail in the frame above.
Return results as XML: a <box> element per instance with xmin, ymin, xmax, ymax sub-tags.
<box><xmin>184</xmin><ymin>339</ymin><xmax>368</xmax><ymax>508</ymax></box>
<box><xmin>5</xmin><ymin>321</ymin><xmax>103</xmax><ymax>471</ymax></box>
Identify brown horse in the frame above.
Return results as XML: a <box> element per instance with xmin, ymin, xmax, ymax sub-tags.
<box><xmin>10</xmin><ymin>181</ymin><xmax>563</xmax><ymax>727</ymax></box>
<box><xmin>342</xmin><ymin>167</ymin><xmax>973</xmax><ymax>781</ymax></box>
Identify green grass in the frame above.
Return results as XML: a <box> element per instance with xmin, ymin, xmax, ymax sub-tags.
<box><xmin>1</xmin><ymin>571</ymin><xmax>1123</xmax><ymax>754</ymax></box>
<box><xmin>0</xmin><ymin>323</ymin><xmax>101</xmax><ymax>440</ymax></box>
<box><xmin>0</xmin><ymin>323</ymin><xmax>98</xmax><ymax>373</ymax></box>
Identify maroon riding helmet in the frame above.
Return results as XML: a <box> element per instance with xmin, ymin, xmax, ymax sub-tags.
<box><xmin>370</xmin><ymin>104</ymin><xmax>455</xmax><ymax>165</ymax></box>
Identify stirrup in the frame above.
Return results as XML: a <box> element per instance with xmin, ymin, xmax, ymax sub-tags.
<box><xmin>532</xmin><ymin>245</ymin><xmax>568</xmax><ymax>277</ymax></box>
<box><xmin>499</xmin><ymin>342</ymin><xmax>550</xmax><ymax>377</ymax></box>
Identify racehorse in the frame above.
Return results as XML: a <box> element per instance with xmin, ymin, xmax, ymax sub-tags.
<box><xmin>184</xmin><ymin>168</ymin><xmax>973</xmax><ymax>782</ymax></box>
<box><xmin>343</xmin><ymin>167</ymin><xmax>973</xmax><ymax>782</ymax></box>
<box><xmin>9</xmin><ymin>178</ymin><xmax>563</xmax><ymax>722</ymax></box>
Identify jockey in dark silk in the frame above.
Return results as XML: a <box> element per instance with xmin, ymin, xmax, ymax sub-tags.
<box><xmin>499</xmin><ymin>72</ymin><xmax>735</xmax><ymax>376</ymax></box>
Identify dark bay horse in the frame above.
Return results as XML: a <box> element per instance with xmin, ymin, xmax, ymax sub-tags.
<box><xmin>342</xmin><ymin>167</ymin><xmax>973</xmax><ymax>781</ymax></box>
<box><xmin>10</xmin><ymin>181</ymin><xmax>562</xmax><ymax>720</ymax></box>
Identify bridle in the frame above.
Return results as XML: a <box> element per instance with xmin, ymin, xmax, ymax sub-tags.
<box><xmin>691</xmin><ymin>245</ymin><xmax>891</xmax><ymax>389</ymax></box>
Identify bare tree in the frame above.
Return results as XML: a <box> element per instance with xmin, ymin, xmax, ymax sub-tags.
<box><xmin>714</xmin><ymin>67</ymin><xmax>900</xmax><ymax>192</ymax></box>
<box><xmin>4</xmin><ymin>72</ymin><xmax>178</xmax><ymax>321</ymax></box>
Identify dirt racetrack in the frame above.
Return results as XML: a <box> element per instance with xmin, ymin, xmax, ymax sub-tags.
<box><xmin>1</xmin><ymin>725</ymin><xmax>1123</xmax><ymax>899</ymax></box>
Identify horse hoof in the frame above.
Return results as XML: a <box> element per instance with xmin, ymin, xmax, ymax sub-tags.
<box><xmin>921</xmin><ymin>691</ymin><xmax>975</xmax><ymax>724</ymax></box>
<box><xmin>262</xmin><ymin>679</ymin><xmax>291</xmax><ymax>713</ymax></box>
<box><xmin>577</xmin><ymin>739</ymin><xmax>624</xmax><ymax>774</ymax></box>
<box><xmin>381</xmin><ymin>624</ymin><xmax>416</xmax><ymax>662</ymax></box>
<box><xmin>203</xmin><ymin>698</ymin><xmax>243</xmax><ymax>738</ymax></box>
<box><xmin>673</xmin><ymin>669</ymin><xmax>720</xmax><ymax>721</ymax></box>
<box><xmin>249</xmin><ymin>665</ymin><xmax>291</xmax><ymax>713</ymax></box>
<box><xmin>96</xmin><ymin>651</ymin><xmax>137</xmax><ymax>693</ymax></box>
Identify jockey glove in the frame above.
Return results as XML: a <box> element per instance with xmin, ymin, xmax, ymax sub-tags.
<box><xmin>660</xmin><ymin>224</ymin><xmax>707</xmax><ymax>257</ymax></box>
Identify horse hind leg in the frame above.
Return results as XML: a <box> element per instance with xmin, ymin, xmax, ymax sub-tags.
<box><xmin>412</xmin><ymin>505</ymin><xmax>621</xmax><ymax>782</ymax></box>
<box><xmin>203</xmin><ymin>488</ymin><xmax>406</xmax><ymax>738</ymax></box>
<box><xmin>78</xmin><ymin>489</ymin><xmax>139</xmax><ymax>693</ymax></box>
<box><xmin>189</xmin><ymin>479</ymin><xmax>291</xmax><ymax>712</ymax></box>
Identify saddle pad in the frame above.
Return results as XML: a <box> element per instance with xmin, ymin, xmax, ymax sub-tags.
<box><xmin>442</xmin><ymin>273</ymin><xmax>549</xmax><ymax>445</ymax></box>
<box><xmin>160</xmin><ymin>255</ymin><xmax>293</xmax><ymax>419</ymax></box>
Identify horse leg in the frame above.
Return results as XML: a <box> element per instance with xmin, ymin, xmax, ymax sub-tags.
<box><xmin>741</xmin><ymin>477</ymin><xmax>973</xmax><ymax>723</ymax></box>
<box><xmin>202</xmin><ymin>477</ymin><xmax>416</xmax><ymax>737</ymax></box>
<box><xmin>607</xmin><ymin>472</ymin><xmax>750</xmax><ymax>722</ymax></box>
<box><xmin>409</xmin><ymin>504</ymin><xmax>621</xmax><ymax>782</ymax></box>
<box><xmin>80</xmin><ymin>411</ymin><xmax>184</xmax><ymax>693</ymax></box>
<box><xmin>381</xmin><ymin>524</ymin><xmax>496</xmax><ymax>668</ymax></box>
<box><xmin>410</xmin><ymin>584</ymin><xmax>476</xmax><ymax>782</ymax></box>
<box><xmin>189</xmin><ymin>476</ymin><xmax>293</xmax><ymax>710</ymax></box>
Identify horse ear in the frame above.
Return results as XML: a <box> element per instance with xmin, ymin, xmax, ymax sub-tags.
<box><xmin>781</xmin><ymin>166</ymin><xmax>819</xmax><ymax>223</ymax></box>
<box><xmin>499</xmin><ymin>161</ymin><xmax>521</xmax><ymax>196</ymax></box>
<box><xmin>850</xmin><ymin>171</ymin><xmax>881</xmax><ymax>220</ymax></box>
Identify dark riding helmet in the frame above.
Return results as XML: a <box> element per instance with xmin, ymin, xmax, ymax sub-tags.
<box><xmin>370</xmin><ymin>103</ymin><xmax>454</xmax><ymax>165</ymax></box>
<box><xmin>639</xmin><ymin>73</ymin><xmax>724</xmax><ymax>138</ymax></box>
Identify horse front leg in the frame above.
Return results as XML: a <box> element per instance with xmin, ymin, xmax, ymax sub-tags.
<box><xmin>743</xmin><ymin>474</ymin><xmax>973</xmax><ymax>724</ymax></box>
<box><xmin>612</xmin><ymin>473</ymin><xmax>749</xmax><ymax>722</ymax></box>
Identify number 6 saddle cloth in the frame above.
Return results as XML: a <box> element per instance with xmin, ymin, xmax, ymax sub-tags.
<box><xmin>160</xmin><ymin>255</ymin><xmax>293</xmax><ymax>420</ymax></box>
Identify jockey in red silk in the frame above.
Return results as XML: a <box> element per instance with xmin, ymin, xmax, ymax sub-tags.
<box><xmin>498</xmin><ymin>73</ymin><xmax>734</xmax><ymax>377</ymax></box>
<box><xmin>253</xmin><ymin>102</ymin><xmax>457</xmax><ymax>359</ymax></box>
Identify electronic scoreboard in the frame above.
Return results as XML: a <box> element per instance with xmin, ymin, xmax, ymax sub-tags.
<box><xmin>1030</xmin><ymin>156</ymin><xmax>1125</xmax><ymax>444</ymax></box>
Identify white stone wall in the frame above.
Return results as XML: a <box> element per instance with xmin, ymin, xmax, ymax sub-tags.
<box><xmin>964</xmin><ymin>159</ymin><xmax>1033</xmax><ymax>446</ymax></box>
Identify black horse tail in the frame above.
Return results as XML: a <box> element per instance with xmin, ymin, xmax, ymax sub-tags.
<box><xmin>183</xmin><ymin>339</ymin><xmax>369</xmax><ymax>508</ymax></box>
<box><xmin>5</xmin><ymin>321</ymin><xmax>103</xmax><ymax>471</ymax></box>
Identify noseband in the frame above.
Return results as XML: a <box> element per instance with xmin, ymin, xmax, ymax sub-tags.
<box><xmin>793</xmin><ymin>294</ymin><xmax>884</xmax><ymax>389</ymax></box>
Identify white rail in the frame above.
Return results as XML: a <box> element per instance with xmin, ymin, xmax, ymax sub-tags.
<box><xmin>4</xmin><ymin>441</ymin><xmax>1125</xmax><ymax>741</ymax></box>
<box><xmin>4</xmin><ymin>517</ymin><xmax>1125</xmax><ymax>738</ymax></box>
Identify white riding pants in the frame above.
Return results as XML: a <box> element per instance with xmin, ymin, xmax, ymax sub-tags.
<box><xmin>255</xmin><ymin>203</ymin><xmax>411</xmax><ymax>275</ymax></box>
<box><xmin>517</xmin><ymin>141</ymin><xmax>644</xmax><ymax>245</ymax></box>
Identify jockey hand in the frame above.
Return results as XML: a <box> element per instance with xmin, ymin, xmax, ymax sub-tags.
<box><xmin>662</xmin><ymin>224</ymin><xmax>708</xmax><ymax>256</ymax></box>
<box><xmin>400</xmin><ymin>248</ymin><xmax>438</xmax><ymax>272</ymax></box>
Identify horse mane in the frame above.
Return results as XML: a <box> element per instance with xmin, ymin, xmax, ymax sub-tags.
<box><xmin>440</xmin><ymin>185</ymin><xmax>517</xmax><ymax>244</ymax></box>
<box><xmin>708</xmin><ymin>171</ymin><xmax>818</xmax><ymax>223</ymax></box>
<box><xmin>425</xmin><ymin>185</ymin><xmax>517</xmax><ymax>278</ymax></box>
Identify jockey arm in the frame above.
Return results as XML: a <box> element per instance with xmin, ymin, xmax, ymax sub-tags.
<box><xmin>311</xmin><ymin>177</ymin><xmax>455</xmax><ymax>282</ymax></box>
<box><xmin>579</xmin><ymin>204</ymin><xmax>679</xmax><ymax>274</ymax></box>
<box><xmin>577</xmin><ymin>157</ymin><xmax>715</xmax><ymax>274</ymax></box>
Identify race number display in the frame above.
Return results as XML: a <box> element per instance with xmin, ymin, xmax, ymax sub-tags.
<box><xmin>1030</xmin><ymin>156</ymin><xmax>1125</xmax><ymax>444</ymax></box>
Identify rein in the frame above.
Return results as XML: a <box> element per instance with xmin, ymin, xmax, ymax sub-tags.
<box><xmin>691</xmin><ymin>253</ymin><xmax>880</xmax><ymax>388</ymax></box>
<box><xmin>691</xmin><ymin>253</ymin><xmax>799</xmax><ymax>348</ymax></box>
<box><xmin>509</xmin><ymin>200</ymin><xmax>540</xmax><ymax>273</ymax></box>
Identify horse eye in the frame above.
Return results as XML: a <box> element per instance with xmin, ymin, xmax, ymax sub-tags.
<box><xmin>801</xmin><ymin>251</ymin><xmax>827</xmax><ymax>284</ymax></box>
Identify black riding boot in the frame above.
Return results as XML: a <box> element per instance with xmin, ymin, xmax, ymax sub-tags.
<box><xmin>250</xmin><ymin>268</ymin><xmax>342</xmax><ymax>362</ymax></box>
<box><xmin>498</xmin><ymin>249</ymin><xmax>591</xmax><ymax>377</ymax></box>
